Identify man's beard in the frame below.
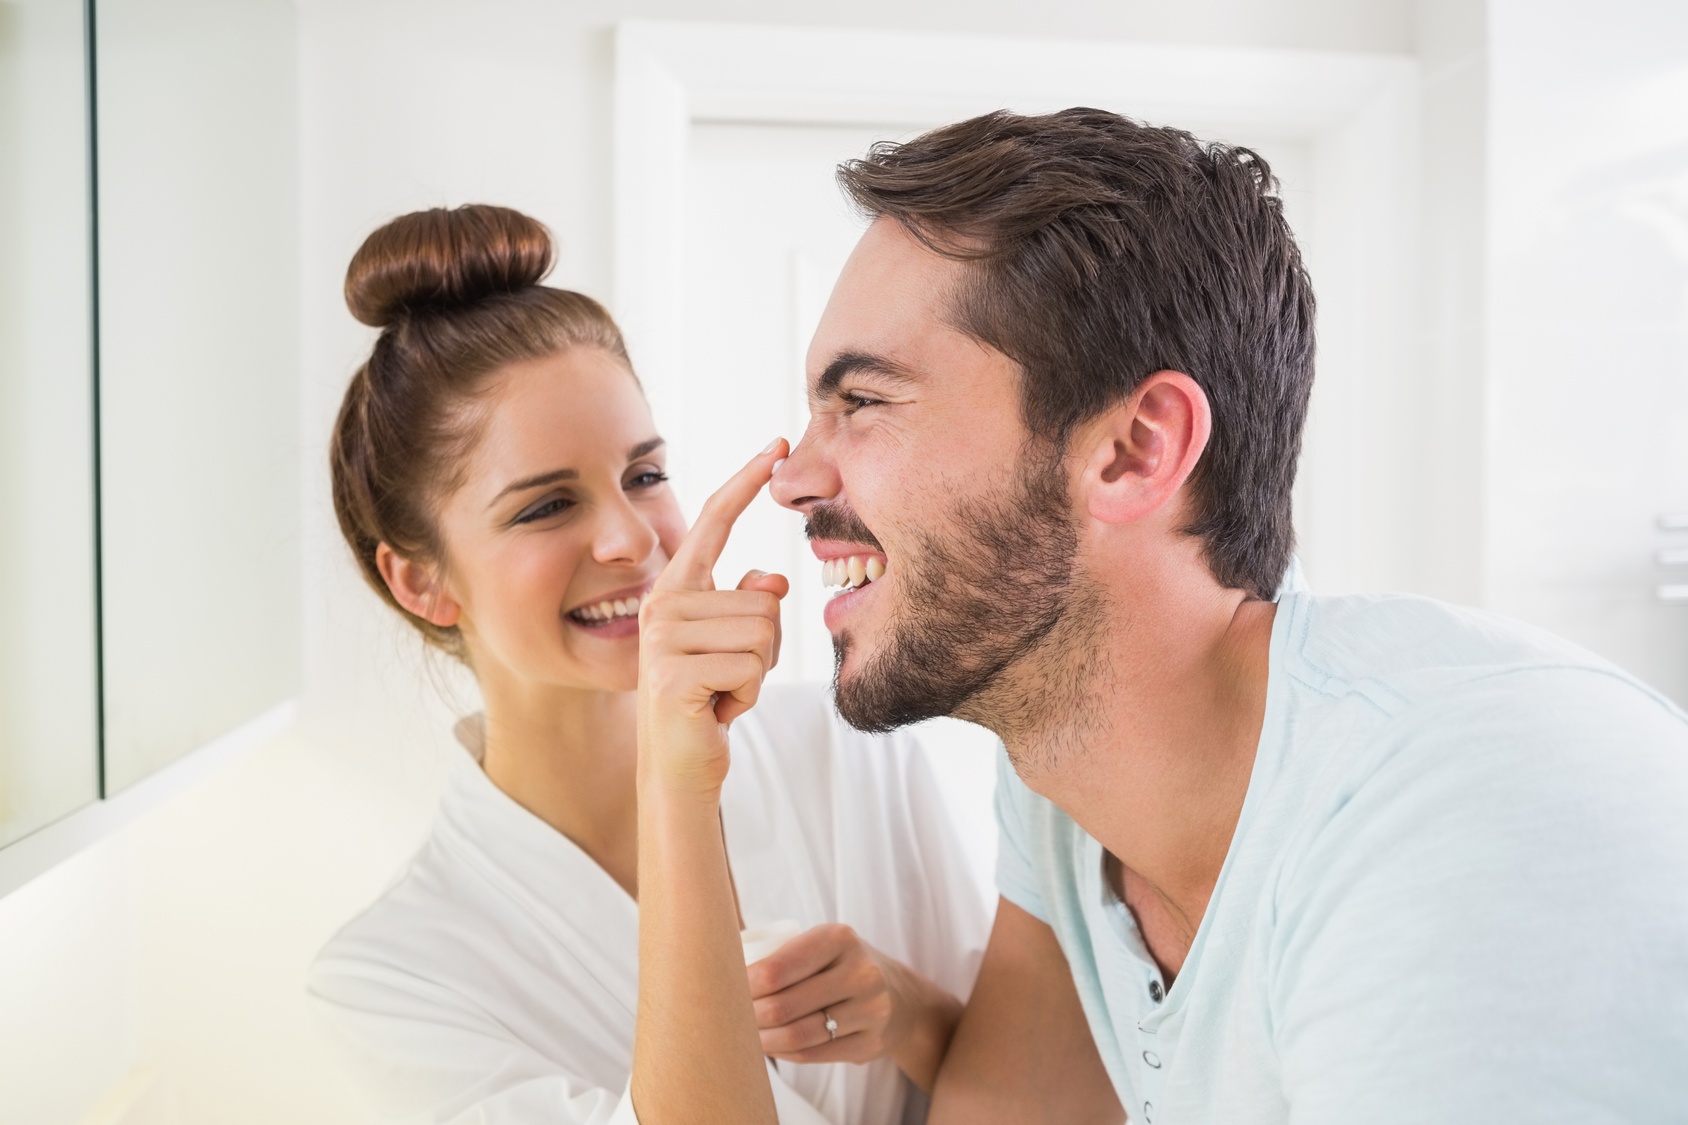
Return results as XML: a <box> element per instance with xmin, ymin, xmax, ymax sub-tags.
<box><xmin>811</xmin><ymin>452</ymin><xmax>1094</xmax><ymax>744</ymax></box>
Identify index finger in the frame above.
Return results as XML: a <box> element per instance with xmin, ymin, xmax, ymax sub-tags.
<box><xmin>746</xmin><ymin>924</ymin><xmax>846</xmax><ymax>998</ymax></box>
<box><xmin>656</xmin><ymin>438</ymin><xmax>789</xmax><ymax>592</ymax></box>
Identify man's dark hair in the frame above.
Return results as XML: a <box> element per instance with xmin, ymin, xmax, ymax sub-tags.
<box><xmin>837</xmin><ymin>108</ymin><xmax>1315</xmax><ymax>600</ymax></box>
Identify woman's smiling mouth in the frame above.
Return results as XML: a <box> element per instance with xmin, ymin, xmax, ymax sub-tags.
<box><xmin>565</xmin><ymin>582</ymin><xmax>652</xmax><ymax>636</ymax></box>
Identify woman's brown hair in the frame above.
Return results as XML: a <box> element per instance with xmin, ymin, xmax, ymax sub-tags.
<box><xmin>329</xmin><ymin>204</ymin><xmax>630</xmax><ymax>659</ymax></box>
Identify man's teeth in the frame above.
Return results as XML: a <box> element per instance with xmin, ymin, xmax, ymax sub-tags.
<box><xmin>823</xmin><ymin>555</ymin><xmax>885</xmax><ymax>591</ymax></box>
<box><xmin>573</xmin><ymin>594</ymin><xmax>642</xmax><ymax>622</ymax></box>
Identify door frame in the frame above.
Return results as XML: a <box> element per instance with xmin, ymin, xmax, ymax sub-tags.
<box><xmin>613</xmin><ymin>20</ymin><xmax>1432</xmax><ymax>594</ymax></box>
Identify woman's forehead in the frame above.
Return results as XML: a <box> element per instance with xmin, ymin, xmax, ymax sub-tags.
<box><xmin>482</xmin><ymin>350</ymin><xmax>653</xmax><ymax>461</ymax></box>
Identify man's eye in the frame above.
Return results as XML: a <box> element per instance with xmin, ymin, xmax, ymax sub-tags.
<box><xmin>515</xmin><ymin>496</ymin><xmax>573</xmax><ymax>524</ymax></box>
<box><xmin>842</xmin><ymin>392</ymin><xmax>883</xmax><ymax>414</ymax></box>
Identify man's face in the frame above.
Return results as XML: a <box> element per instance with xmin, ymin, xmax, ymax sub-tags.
<box><xmin>772</xmin><ymin>218</ymin><xmax>1086</xmax><ymax>733</ymax></box>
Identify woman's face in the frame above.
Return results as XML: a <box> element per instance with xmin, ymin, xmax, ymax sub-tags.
<box><xmin>431</xmin><ymin>347</ymin><xmax>686</xmax><ymax>694</ymax></box>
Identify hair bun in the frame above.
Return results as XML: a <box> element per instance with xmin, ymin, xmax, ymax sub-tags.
<box><xmin>344</xmin><ymin>204</ymin><xmax>555</xmax><ymax>328</ymax></box>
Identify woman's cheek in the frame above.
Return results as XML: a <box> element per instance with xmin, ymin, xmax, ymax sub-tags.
<box><xmin>508</xmin><ymin>539</ymin><xmax>577</xmax><ymax>621</ymax></box>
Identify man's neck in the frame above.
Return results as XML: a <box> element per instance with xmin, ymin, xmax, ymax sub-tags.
<box><xmin>993</xmin><ymin>568</ymin><xmax>1277</xmax><ymax>975</ymax></box>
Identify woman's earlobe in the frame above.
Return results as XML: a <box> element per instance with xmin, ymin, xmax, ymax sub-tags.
<box><xmin>420</xmin><ymin>593</ymin><xmax>462</xmax><ymax>629</ymax></box>
<box><xmin>376</xmin><ymin>543</ymin><xmax>461</xmax><ymax>627</ymax></box>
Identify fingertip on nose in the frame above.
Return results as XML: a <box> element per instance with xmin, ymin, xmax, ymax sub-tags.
<box><xmin>769</xmin><ymin>451</ymin><xmax>809</xmax><ymax>510</ymax></box>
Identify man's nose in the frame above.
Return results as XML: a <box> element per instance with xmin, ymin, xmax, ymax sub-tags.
<box><xmin>770</xmin><ymin>424</ymin><xmax>840</xmax><ymax>513</ymax></box>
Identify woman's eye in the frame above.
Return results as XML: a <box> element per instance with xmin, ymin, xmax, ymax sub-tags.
<box><xmin>514</xmin><ymin>496</ymin><xmax>573</xmax><ymax>524</ymax></box>
<box><xmin>628</xmin><ymin>470</ymin><xmax>669</xmax><ymax>490</ymax></box>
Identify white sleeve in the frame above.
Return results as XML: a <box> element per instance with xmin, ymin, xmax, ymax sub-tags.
<box><xmin>1272</xmin><ymin>671</ymin><xmax>1688</xmax><ymax>1123</ymax></box>
<box><xmin>308</xmin><ymin>962</ymin><xmax>639</xmax><ymax>1125</ymax></box>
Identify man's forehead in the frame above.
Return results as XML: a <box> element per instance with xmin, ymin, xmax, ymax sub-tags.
<box><xmin>807</xmin><ymin>218</ymin><xmax>961</xmax><ymax>380</ymax></box>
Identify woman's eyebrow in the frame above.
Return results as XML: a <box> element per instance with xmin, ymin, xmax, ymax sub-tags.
<box><xmin>490</xmin><ymin>467</ymin><xmax>578</xmax><ymax>508</ymax></box>
<box><xmin>488</xmin><ymin>439</ymin><xmax>665</xmax><ymax>511</ymax></box>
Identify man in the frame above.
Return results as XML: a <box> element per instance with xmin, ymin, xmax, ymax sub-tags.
<box><xmin>771</xmin><ymin>108</ymin><xmax>1688</xmax><ymax>1123</ymax></box>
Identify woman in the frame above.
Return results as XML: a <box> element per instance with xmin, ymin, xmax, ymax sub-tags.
<box><xmin>308</xmin><ymin>204</ymin><xmax>987</xmax><ymax>1124</ymax></box>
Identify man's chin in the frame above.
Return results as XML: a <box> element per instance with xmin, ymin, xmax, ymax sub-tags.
<box><xmin>827</xmin><ymin>625</ymin><xmax>881</xmax><ymax>688</ymax></box>
<box><xmin>828</xmin><ymin>629</ymin><xmax>861</xmax><ymax>693</ymax></box>
<box><xmin>831</xmin><ymin>633</ymin><xmax>959</xmax><ymax>734</ymax></box>
<box><xmin>829</xmin><ymin>633</ymin><xmax>890</xmax><ymax>732</ymax></box>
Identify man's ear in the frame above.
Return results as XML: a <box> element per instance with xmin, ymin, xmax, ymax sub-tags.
<box><xmin>375</xmin><ymin>542</ymin><xmax>461</xmax><ymax>628</ymax></box>
<box><xmin>1077</xmin><ymin>370</ymin><xmax>1212</xmax><ymax>527</ymax></box>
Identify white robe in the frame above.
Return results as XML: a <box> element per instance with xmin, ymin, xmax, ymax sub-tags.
<box><xmin>308</xmin><ymin>684</ymin><xmax>990</xmax><ymax>1125</ymax></box>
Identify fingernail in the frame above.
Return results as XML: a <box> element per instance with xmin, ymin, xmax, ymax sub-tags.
<box><xmin>770</xmin><ymin>457</ymin><xmax>787</xmax><ymax>474</ymax></box>
<box><xmin>748</xmin><ymin>569</ymin><xmax>767</xmax><ymax>578</ymax></box>
<box><xmin>761</xmin><ymin>437</ymin><xmax>783</xmax><ymax>455</ymax></box>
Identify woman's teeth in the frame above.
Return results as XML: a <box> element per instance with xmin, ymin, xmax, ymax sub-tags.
<box><xmin>571</xmin><ymin>594</ymin><xmax>642</xmax><ymax>623</ymax></box>
<box><xmin>823</xmin><ymin>555</ymin><xmax>885</xmax><ymax>593</ymax></box>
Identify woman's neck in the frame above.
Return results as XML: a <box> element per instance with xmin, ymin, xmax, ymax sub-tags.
<box><xmin>477</xmin><ymin>678</ymin><xmax>641</xmax><ymax>898</ymax></box>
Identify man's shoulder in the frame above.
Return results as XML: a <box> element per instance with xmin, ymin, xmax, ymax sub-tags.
<box><xmin>1279</xmin><ymin>592</ymin><xmax>1688</xmax><ymax>828</ymax></box>
<box><xmin>1281</xmin><ymin>592</ymin><xmax>1673</xmax><ymax>717</ymax></box>
<box><xmin>1267</xmin><ymin>598</ymin><xmax>1688</xmax><ymax>955</ymax></box>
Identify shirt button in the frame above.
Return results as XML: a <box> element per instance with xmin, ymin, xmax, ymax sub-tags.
<box><xmin>1148</xmin><ymin>979</ymin><xmax>1165</xmax><ymax>1003</ymax></box>
<box><xmin>1142</xmin><ymin>1049</ymin><xmax>1162</xmax><ymax>1068</ymax></box>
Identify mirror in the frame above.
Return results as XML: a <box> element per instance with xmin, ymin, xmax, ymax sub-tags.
<box><xmin>93</xmin><ymin>0</ymin><xmax>300</xmax><ymax>792</ymax></box>
<box><xmin>0</xmin><ymin>0</ymin><xmax>101</xmax><ymax>847</ymax></box>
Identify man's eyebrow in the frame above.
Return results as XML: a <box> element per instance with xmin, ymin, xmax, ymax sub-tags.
<box><xmin>488</xmin><ymin>438</ymin><xmax>666</xmax><ymax>509</ymax></box>
<box><xmin>815</xmin><ymin>352</ymin><xmax>921</xmax><ymax>399</ymax></box>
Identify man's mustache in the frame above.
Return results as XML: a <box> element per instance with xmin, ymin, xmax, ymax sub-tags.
<box><xmin>805</xmin><ymin>502</ymin><xmax>886</xmax><ymax>554</ymax></box>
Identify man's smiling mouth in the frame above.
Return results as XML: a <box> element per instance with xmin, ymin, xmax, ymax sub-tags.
<box><xmin>822</xmin><ymin>553</ymin><xmax>886</xmax><ymax>596</ymax></box>
<box><xmin>806</xmin><ymin>501</ymin><xmax>889</xmax><ymax>599</ymax></box>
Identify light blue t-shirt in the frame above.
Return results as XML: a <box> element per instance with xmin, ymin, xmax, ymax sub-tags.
<box><xmin>996</xmin><ymin>592</ymin><xmax>1688</xmax><ymax>1124</ymax></box>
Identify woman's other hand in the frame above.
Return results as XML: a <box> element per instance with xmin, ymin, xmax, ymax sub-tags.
<box><xmin>637</xmin><ymin>440</ymin><xmax>789</xmax><ymax>797</ymax></box>
<box><xmin>749</xmin><ymin>924</ymin><xmax>965</xmax><ymax>1093</ymax></box>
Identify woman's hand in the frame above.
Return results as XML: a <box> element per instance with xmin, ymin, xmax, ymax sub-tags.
<box><xmin>748</xmin><ymin>924</ymin><xmax>965</xmax><ymax>1093</ymax></box>
<box><xmin>630</xmin><ymin>439</ymin><xmax>789</xmax><ymax>1125</ymax></box>
<box><xmin>637</xmin><ymin>440</ymin><xmax>790</xmax><ymax>798</ymax></box>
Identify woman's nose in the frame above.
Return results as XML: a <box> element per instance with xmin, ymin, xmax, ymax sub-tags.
<box><xmin>770</xmin><ymin>426</ymin><xmax>840</xmax><ymax>513</ymax></box>
<box><xmin>592</xmin><ymin>494</ymin><xmax>660</xmax><ymax>565</ymax></box>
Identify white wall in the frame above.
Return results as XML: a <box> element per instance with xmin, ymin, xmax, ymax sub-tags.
<box><xmin>0</xmin><ymin>2</ymin><xmax>1451</xmax><ymax>1122</ymax></box>
<box><xmin>0</xmin><ymin>0</ymin><xmax>100</xmax><ymax>848</ymax></box>
<box><xmin>1414</xmin><ymin>0</ymin><xmax>1489</xmax><ymax>606</ymax></box>
<box><xmin>1485</xmin><ymin>0</ymin><xmax>1688</xmax><ymax>704</ymax></box>
<box><xmin>95</xmin><ymin>0</ymin><xmax>302</xmax><ymax>793</ymax></box>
